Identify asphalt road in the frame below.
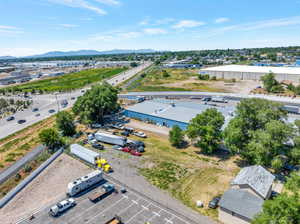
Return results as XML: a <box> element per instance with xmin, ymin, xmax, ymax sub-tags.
<box><xmin>0</xmin><ymin>62</ymin><xmax>152</xmax><ymax>140</ymax></box>
<box><xmin>120</xmin><ymin>91</ymin><xmax>300</xmax><ymax>106</ymax></box>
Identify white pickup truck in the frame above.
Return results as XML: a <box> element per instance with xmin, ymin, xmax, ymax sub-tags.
<box><xmin>49</xmin><ymin>198</ymin><xmax>76</xmax><ymax>217</ymax></box>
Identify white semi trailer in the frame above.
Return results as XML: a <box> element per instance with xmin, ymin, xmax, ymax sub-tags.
<box><xmin>70</xmin><ymin>144</ymin><xmax>100</xmax><ymax>165</ymax></box>
<box><xmin>95</xmin><ymin>132</ymin><xmax>127</xmax><ymax>146</ymax></box>
<box><xmin>67</xmin><ymin>170</ymin><xmax>103</xmax><ymax>196</ymax></box>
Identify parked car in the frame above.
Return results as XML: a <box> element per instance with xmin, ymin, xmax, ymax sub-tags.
<box><xmin>120</xmin><ymin>188</ymin><xmax>127</xmax><ymax>193</ymax></box>
<box><xmin>270</xmin><ymin>191</ymin><xmax>279</xmax><ymax>199</ymax></box>
<box><xmin>121</xmin><ymin>131</ymin><xmax>130</xmax><ymax>137</ymax></box>
<box><xmin>6</xmin><ymin>116</ymin><xmax>15</xmax><ymax>121</ymax></box>
<box><xmin>112</xmin><ymin>145</ymin><xmax>123</xmax><ymax>151</ymax></box>
<box><xmin>127</xmin><ymin>139</ymin><xmax>145</xmax><ymax>148</ymax></box>
<box><xmin>35</xmin><ymin>113</ymin><xmax>41</xmax><ymax>117</ymax></box>
<box><xmin>48</xmin><ymin>109</ymin><xmax>55</xmax><ymax>113</ymax></box>
<box><xmin>130</xmin><ymin>150</ymin><xmax>142</xmax><ymax>157</ymax></box>
<box><xmin>203</xmin><ymin>97</ymin><xmax>212</xmax><ymax>102</ymax></box>
<box><xmin>136</xmin><ymin>146</ymin><xmax>145</xmax><ymax>153</ymax></box>
<box><xmin>92</xmin><ymin>143</ymin><xmax>104</xmax><ymax>150</ymax></box>
<box><xmin>17</xmin><ymin>119</ymin><xmax>26</xmax><ymax>124</ymax></box>
<box><xmin>208</xmin><ymin>196</ymin><xmax>221</xmax><ymax>209</ymax></box>
<box><xmin>133</xmin><ymin>131</ymin><xmax>147</xmax><ymax>138</ymax></box>
<box><xmin>122</xmin><ymin>147</ymin><xmax>131</xmax><ymax>153</ymax></box>
<box><xmin>71</xmin><ymin>97</ymin><xmax>76</xmax><ymax>100</ymax></box>
<box><xmin>124</xmin><ymin>127</ymin><xmax>134</xmax><ymax>133</ymax></box>
<box><xmin>91</xmin><ymin>123</ymin><xmax>102</xmax><ymax>129</ymax></box>
<box><xmin>32</xmin><ymin>108</ymin><xmax>39</xmax><ymax>112</ymax></box>
<box><xmin>49</xmin><ymin>198</ymin><xmax>76</xmax><ymax>217</ymax></box>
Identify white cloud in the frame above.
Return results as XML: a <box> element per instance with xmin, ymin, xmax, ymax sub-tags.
<box><xmin>48</xmin><ymin>0</ymin><xmax>107</xmax><ymax>15</ymax></box>
<box><xmin>215</xmin><ymin>17</ymin><xmax>230</xmax><ymax>24</ymax></box>
<box><xmin>143</xmin><ymin>28</ymin><xmax>167</xmax><ymax>35</ymax></box>
<box><xmin>172</xmin><ymin>20</ymin><xmax>205</xmax><ymax>29</ymax></box>
<box><xmin>154</xmin><ymin>18</ymin><xmax>175</xmax><ymax>25</ymax></box>
<box><xmin>59</xmin><ymin>24</ymin><xmax>79</xmax><ymax>28</ymax></box>
<box><xmin>94</xmin><ymin>0</ymin><xmax>121</xmax><ymax>5</ymax></box>
<box><xmin>139</xmin><ymin>17</ymin><xmax>150</xmax><ymax>26</ymax></box>
<box><xmin>206</xmin><ymin>16</ymin><xmax>300</xmax><ymax>37</ymax></box>
<box><xmin>0</xmin><ymin>25</ymin><xmax>23</xmax><ymax>34</ymax></box>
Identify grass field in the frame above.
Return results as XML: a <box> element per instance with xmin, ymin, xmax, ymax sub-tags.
<box><xmin>126</xmin><ymin>67</ymin><xmax>228</xmax><ymax>92</ymax></box>
<box><xmin>3</xmin><ymin>67</ymin><xmax>127</xmax><ymax>93</ymax></box>
<box><xmin>135</xmin><ymin>132</ymin><xmax>240</xmax><ymax>219</ymax></box>
<box><xmin>0</xmin><ymin>116</ymin><xmax>56</xmax><ymax>170</ymax></box>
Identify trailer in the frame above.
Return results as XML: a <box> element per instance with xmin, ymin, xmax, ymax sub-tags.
<box><xmin>88</xmin><ymin>184</ymin><xmax>115</xmax><ymax>202</ymax></box>
<box><xmin>211</xmin><ymin>96</ymin><xmax>228</xmax><ymax>103</ymax></box>
<box><xmin>95</xmin><ymin>132</ymin><xmax>127</xmax><ymax>146</ymax></box>
<box><xmin>67</xmin><ymin>170</ymin><xmax>103</xmax><ymax>196</ymax></box>
<box><xmin>70</xmin><ymin>144</ymin><xmax>100</xmax><ymax>165</ymax></box>
<box><xmin>282</xmin><ymin>105</ymin><xmax>299</xmax><ymax>114</ymax></box>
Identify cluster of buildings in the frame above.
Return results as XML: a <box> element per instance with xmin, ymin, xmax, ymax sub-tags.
<box><xmin>219</xmin><ymin>165</ymin><xmax>275</xmax><ymax>224</ymax></box>
<box><xmin>200</xmin><ymin>64</ymin><xmax>300</xmax><ymax>83</ymax></box>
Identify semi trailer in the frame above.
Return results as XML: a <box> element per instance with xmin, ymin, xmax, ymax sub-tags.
<box><xmin>95</xmin><ymin>132</ymin><xmax>127</xmax><ymax>146</ymax></box>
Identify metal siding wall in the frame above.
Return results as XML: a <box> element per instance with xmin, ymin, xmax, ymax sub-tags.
<box><xmin>124</xmin><ymin>110</ymin><xmax>188</xmax><ymax>130</ymax></box>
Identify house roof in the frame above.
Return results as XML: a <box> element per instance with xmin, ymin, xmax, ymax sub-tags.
<box><xmin>231</xmin><ymin>165</ymin><xmax>275</xmax><ymax>199</ymax></box>
<box><xmin>219</xmin><ymin>189</ymin><xmax>264</xmax><ymax>220</ymax></box>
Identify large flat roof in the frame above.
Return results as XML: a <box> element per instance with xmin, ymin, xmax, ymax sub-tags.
<box><xmin>125</xmin><ymin>100</ymin><xmax>235</xmax><ymax>125</ymax></box>
<box><xmin>200</xmin><ymin>65</ymin><xmax>300</xmax><ymax>75</ymax></box>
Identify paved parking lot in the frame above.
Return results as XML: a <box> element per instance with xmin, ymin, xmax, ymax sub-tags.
<box><xmin>17</xmin><ymin>179</ymin><xmax>193</xmax><ymax>224</ymax></box>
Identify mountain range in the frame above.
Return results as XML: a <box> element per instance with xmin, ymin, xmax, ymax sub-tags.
<box><xmin>27</xmin><ymin>49</ymin><xmax>156</xmax><ymax>58</ymax></box>
<box><xmin>0</xmin><ymin>49</ymin><xmax>156</xmax><ymax>59</ymax></box>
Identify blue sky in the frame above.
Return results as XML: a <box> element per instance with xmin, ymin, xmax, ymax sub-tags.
<box><xmin>1</xmin><ymin>0</ymin><xmax>300</xmax><ymax>56</ymax></box>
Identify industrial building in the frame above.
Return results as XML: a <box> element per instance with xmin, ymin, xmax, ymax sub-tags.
<box><xmin>200</xmin><ymin>65</ymin><xmax>300</xmax><ymax>82</ymax></box>
<box><xmin>124</xmin><ymin>99</ymin><xmax>235</xmax><ymax>130</ymax></box>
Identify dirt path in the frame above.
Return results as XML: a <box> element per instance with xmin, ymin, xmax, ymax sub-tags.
<box><xmin>0</xmin><ymin>153</ymin><xmax>92</xmax><ymax>224</ymax></box>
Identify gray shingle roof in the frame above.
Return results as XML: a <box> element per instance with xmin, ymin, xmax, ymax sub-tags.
<box><xmin>219</xmin><ymin>189</ymin><xmax>264</xmax><ymax>220</ymax></box>
<box><xmin>231</xmin><ymin>165</ymin><xmax>275</xmax><ymax>199</ymax></box>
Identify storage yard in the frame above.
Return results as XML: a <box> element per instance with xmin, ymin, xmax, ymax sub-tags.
<box><xmin>200</xmin><ymin>65</ymin><xmax>300</xmax><ymax>82</ymax></box>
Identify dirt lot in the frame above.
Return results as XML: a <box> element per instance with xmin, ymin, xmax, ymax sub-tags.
<box><xmin>0</xmin><ymin>153</ymin><xmax>92</xmax><ymax>224</ymax></box>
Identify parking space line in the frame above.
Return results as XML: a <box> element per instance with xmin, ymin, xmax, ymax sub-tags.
<box><xmin>83</xmin><ymin>196</ymin><xmax>127</xmax><ymax>224</ymax></box>
<box><xmin>126</xmin><ymin>204</ymin><xmax>149</xmax><ymax>224</ymax></box>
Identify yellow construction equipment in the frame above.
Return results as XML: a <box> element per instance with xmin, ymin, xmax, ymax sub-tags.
<box><xmin>95</xmin><ymin>158</ymin><xmax>112</xmax><ymax>173</ymax></box>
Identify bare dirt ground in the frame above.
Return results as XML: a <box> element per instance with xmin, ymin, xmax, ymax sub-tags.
<box><xmin>0</xmin><ymin>153</ymin><xmax>92</xmax><ymax>224</ymax></box>
<box><xmin>162</xmin><ymin>77</ymin><xmax>260</xmax><ymax>94</ymax></box>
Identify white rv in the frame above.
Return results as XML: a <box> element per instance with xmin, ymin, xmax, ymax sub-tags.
<box><xmin>67</xmin><ymin>170</ymin><xmax>103</xmax><ymax>196</ymax></box>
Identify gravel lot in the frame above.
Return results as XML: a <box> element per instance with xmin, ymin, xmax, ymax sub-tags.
<box><xmin>0</xmin><ymin>154</ymin><xmax>92</xmax><ymax>224</ymax></box>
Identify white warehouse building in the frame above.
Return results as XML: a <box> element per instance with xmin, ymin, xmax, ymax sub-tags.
<box><xmin>200</xmin><ymin>65</ymin><xmax>300</xmax><ymax>82</ymax></box>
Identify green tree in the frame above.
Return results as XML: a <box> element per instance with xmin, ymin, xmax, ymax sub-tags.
<box><xmin>169</xmin><ymin>125</ymin><xmax>184</xmax><ymax>148</ymax></box>
<box><xmin>186</xmin><ymin>108</ymin><xmax>224</xmax><ymax>154</ymax></box>
<box><xmin>260</xmin><ymin>72</ymin><xmax>283</xmax><ymax>93</ymax></box>
<box><xmin>72</xmin><ymin>82</ymin><xmax>119</xmax><ymax>124</ymax></box>
<box><xmin>253</xmin><ymin>171</ymin><xmax>300</xmax><ymax>224</ymax></box>
<box><xmin>271</xmin><ymin>157</ymin><xmax>284</xmax><ymax>173</ymax></box>
<box><xmin>56</xmin><ymin>111</ymin><xmax>76</xmax><ymax>136</ymax></box>
<box><xmin>39</xmin><ymin>128</ymin><xmax>64</xmax><ymax>152</ymax></box>
<box><xmin>224</xmin><ymin>98</ymin><xmax>290</xmax><ymax>165</ymax></box>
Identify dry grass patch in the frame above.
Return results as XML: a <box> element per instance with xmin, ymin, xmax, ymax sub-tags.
<box><xmin>0</xmin><ymin>117</ymin><xmax>56</xmax><ymax>171</ymax></box>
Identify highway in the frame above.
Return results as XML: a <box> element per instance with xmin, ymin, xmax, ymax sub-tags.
<box><xmin>0</xmin><ymin>62</ymin><xmax>152</xmax><ymax>140</ymax></box>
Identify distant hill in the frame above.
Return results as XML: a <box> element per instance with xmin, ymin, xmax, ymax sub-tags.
<box><xmin>26</xmin><ymin>49</ymin><xmax>156</xmax><ymax>58</ymax></box>
<box><xmin>0</xmin><ymin>56</ymin><xmax>16</xmax><ymax>60</ymax></box>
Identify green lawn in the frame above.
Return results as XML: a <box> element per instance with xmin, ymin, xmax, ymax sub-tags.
<box><xmin>3</xmin><ymin>67</ymin><xmax>127</xmax><ymax>93</ymax></box>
